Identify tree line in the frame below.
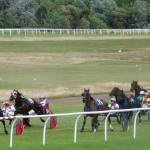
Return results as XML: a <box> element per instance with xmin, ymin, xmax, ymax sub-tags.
<box><xmin>0</xmin><ymin>0</ymin><xmax>150</xmax><ymax>29</ymax></box>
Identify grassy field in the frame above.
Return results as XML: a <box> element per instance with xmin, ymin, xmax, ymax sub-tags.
<box><xmin>0</xmin><ymin>36</ymin><xmax>150</xmax><ymax>149</ymax></box>
<box><xmin>0</xmin><ymin>37</ymin><xmax>150</xmax><ymax>101</ymax></box>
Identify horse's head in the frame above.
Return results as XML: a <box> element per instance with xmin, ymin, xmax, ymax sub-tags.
<box><xmin>109</xmin><ymin>87</ymin><xmax>119</xmax><ymax>97</ymax></box>
<box><xmin>9</xmin><ymin>89</ymin><xmax>21</xmax><ymax>101</ymax></box>
<box><xmin>130</xmin><ymin>80</ymin><xmax>138</xmax><ymax>92</ymax></box>
<box><xmin>81</xmin><ymin>88</ymin><xmax>92</xmax><ymax>103</ymax></box>
<box><xmin>109</xmin><ymin>87</ymin><xmax>126</xmax><ymax>103</ymax></box>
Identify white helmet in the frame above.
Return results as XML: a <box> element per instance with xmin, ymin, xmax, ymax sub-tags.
<box><xmin>111</xmin><ymin>97</ymin><xmax>116</xmax><ymax>102</ymax></box>
<box><xmin>39</xmin><ymin>96</ymin><xmax>45</xmax><ymax>99</ymax></box>
<box><xmin>140</xmin><ymin>91</ymin><xmax>144</xmax><ymax>95</ymax></box>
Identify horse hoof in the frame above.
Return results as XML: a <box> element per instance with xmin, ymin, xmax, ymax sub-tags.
<box><xmin>28</xmin><ymin>124</ymin><xmax>31</xmax><ymax>127</ymax></box>
<box><xmin>93</xmin><ymin>129</ymin><xmax>96</xmax><ymax>132</ymax></box>
<box><xmin>5</xmin><ymin>131</ymin><xmax>8</xmax><ymax>134</ymax></box>
<box><xmin>80</xmin><ymin>129</ymin><xmax>84</xmax><ymax>133</ymax></box>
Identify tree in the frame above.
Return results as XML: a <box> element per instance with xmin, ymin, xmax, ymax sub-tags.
<box><xmin>63</xmin><ymin>5</ymin><xmax>81</xmax><ymax>28</ymax></box>
<box><xmin>89</xmin><ymin>16</ymin><xmax>107</xmax><ymax>29</ymax></box>
<box><xmin>91</xmin><ymin>0</ymin><xmax>117</xmax><ymax>23</ymax></box>
<box><xmin>6</xmin><ymin>0</ymin><xmax>38</xmax><ymax>27</ymax></box>
<box><xmin>77</xmin><ymin>17</ymin><xmax>90</xmax><ymax>28</ymax></box>
<box><xmin>133</xmin><ymin>0</ymin><xmax>150</xmax><ymax>28</ymax></box>
<box><xmin>107</xmin><ymin>7</ymin><xmax>128</xmax><ymax>28</ymax></box>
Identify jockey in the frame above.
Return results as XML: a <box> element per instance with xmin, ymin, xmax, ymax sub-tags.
<box><xmin>137</xmin><ymin>91</ymin><xmax>145</xmax><ymax>101</ymax></box>
<box><xmin>141</xmin><ymin>92</ymin><xmax>150</xmax><ymax>107</ymax></box>
<box><xmin>141</xmin><ymin>92</ymin><xmax>150</xmax><ymax>115</ymax></box>
<box><xmin>2</xmin><ymin>101</ymin><xmax>16</xmax><ymax>117</ymax></box>
<box><xmin>38</xmin><ymin>96</ymin><xmax>50</xmax><ymax>114</ymax></box>
<box><xmin>108</xmin><ymin>97</ymin><xmax>119</xmax><ymax>111</ymax></box>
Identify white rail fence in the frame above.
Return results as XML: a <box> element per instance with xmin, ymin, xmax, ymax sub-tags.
<box><xmin>0</xmin><ymin>107</ymin><xmax>150</xmax><ymax>148</ymax></box>
<box><xmin>0</xmin><ymin>29</ymin><xmax>150</xmax><ymax>36</ymax></box>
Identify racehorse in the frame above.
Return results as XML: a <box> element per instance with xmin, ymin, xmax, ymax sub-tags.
<box><xmin>9</xmin><ymin>89</ymin><xmax>49</xmax><ymax>127</ymax></box>
<box><xmin>130</xmin><ymin>80</ymin><xmax>146</xmax><ymax>97</ymax></box>
<box><xmin>109</xmin><ymin>87</ymin><xmax>142</xmax><ymax>131</ymax></box>
<box><xmin>80</xmin><ymin>89</ymin><xmax>110</xmax><ymax>132</ymax></box>
<box><xmin>0</xmin><ymin>108</ymin><xmax>8</xmax><ymax>134</ymax></box>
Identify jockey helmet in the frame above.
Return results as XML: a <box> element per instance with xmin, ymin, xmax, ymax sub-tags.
<box><xmin>3</xmin><ymin>101</ymin><xmax>10</xmax><ymax>106</ymax></box>
<box><xmin>140</xmin><ymin>91</ymin><xmax>144</xmax><ymax>95</ymax></box>
<box><xmin>111</xmin><ymin>97</ymin><xmax>116</xmax><ymax>102</ymax></box>
<box><xmin>39</xmin><ymin>96</ymin><xmax>45</xmax><ymax>99</ymax></box>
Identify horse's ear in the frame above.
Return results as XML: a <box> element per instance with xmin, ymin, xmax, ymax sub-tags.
<box><xmin>88</xmin><ymin>88</ymin><xmax>90</xmax><ymax>92</ymax></box>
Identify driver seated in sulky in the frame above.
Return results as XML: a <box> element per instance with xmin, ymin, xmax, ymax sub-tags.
<box><xmin>38</xmin><ymin>96</ymin><xmax>50</xmax><ymax>114</ymax></box>
<box><xmin>2</xmin><ymin>101</ymin><xmax>16</xmax><ymax>117</ymax></box>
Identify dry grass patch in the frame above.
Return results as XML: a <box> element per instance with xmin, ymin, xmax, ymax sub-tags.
<box><xmin>0</xmin><ymin>36</ymin><xmax>150</xmax><ymax>41</ymax></box>
<box><xmin>1</xmin><ymin>82</ymin><xmax>150</xmax><ymax>102</ymax></box>
<box><xmin>0</xmin><ymin>51</ymin><xmax>150</xmax><ymax>66</ymax></box>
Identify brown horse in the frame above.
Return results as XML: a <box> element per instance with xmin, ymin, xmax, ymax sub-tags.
<box><xmin>130</xmin><ymin>80</ymin><xmax>146</xmax><ymax>97</ymax></box>
<box><xmin>9</xmin><ymin>89</ymin><xmax>48</xmax><ymax>127</ymax></box>
<box><xmin>80</xmin><ymin>89</ymin><xmax>109</xmax><ymax>132</ymax></box>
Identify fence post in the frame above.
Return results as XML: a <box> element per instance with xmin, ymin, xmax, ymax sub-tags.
<box><xmin>10</xmin><ymin>118</ymin><xmax>18</xmax><ymax>148</ymax></box>
<box><xmin>74</xmin><ymin>114</ymin><xmax>81</xmax><ymax>143</ymax></box>
<box><xmin>133</xmin><ymin>110</ymin><xmax>141</xmax><ymax>139</ymax></box>
<box><xmin>104</xmin><ymin>113</ymin><xmax>111</xmax><ymax>141</ymax></box>
<box><xmin>43</xmin><ymin>117</ymin><xmax>51</xmax><ymax>145</ymax></box>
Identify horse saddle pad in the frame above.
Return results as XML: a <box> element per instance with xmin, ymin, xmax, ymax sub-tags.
<box><xmin>94</xmin><ymin>99</ymin><xmax>103</xmax><ymax>107</ymax></box>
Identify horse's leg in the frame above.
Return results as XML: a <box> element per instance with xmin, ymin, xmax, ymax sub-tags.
<box><xmin>35</xmin><ymin>111</ymin><xmax>45</xmax><ymax>122</ymax></box>
<box><xmin>1</xmin><ymin>120</ymin><xmax>8</xmax><ymax>134</ymax></box>
<box><xmin>40</xmin><ymin>117</ymin><xmax>45</xmax><ymax>122</ymax></box>
<box><xmin>9</xmin><ymin>119</ymin><xmax>13</xmax><ymax>125</ymax></box>
<box><xmin>108</xmin><ymin>115</ymin><xmax>114</xmax><ymax>131</ymax></box>
<box><xmin>138</xmin><ymin>113</ymin><xmax>141</xmax><ymax>124</ymax></box>
<box><xmin>80</xmin><ymin>115</ymin><xmax>87</xmax><ymax>132</ymax></box>
<box><xmin>23</xmin><ymin>118</ymin><xmax>31</xmax><ymax>127</ymax></box>
<box><xmin>92</xmin><ymin>115</ymin><xmax>99</xmax><ymax>132</ymax></box>
<box><xmin>116</xmin><ymin>113</ymin><xmax>121</xmax><ymax>124</ymax></box>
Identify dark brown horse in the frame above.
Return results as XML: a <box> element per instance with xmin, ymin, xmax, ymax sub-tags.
<box><xmin>130</xmin><ymin>80</ymin><xmax>146</xmax><ymax>97</ymax></box>
<box><xmin>9</xmin><ymin>89</ymin><xmax>48</xmax><ymax>127</ymax></box>
<box><xmin>109</xmin><ymin>87</ymin><xmax>142</xmax><ymax>129</ymax></box>
<box><xmin>80</xmin><ymin>89</ymin><xmax>109</xmax><ymax>132</ymax></box>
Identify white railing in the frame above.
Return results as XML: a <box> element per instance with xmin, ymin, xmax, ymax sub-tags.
<box><xmin>0</xmin><ymin>28</ymin><xmax>150</xmax><ymax>36</ymax></box>
<box><xmin>0</xmin><ymin>107</ymin><xmax>150</xmax><ymax>148</ymax></box>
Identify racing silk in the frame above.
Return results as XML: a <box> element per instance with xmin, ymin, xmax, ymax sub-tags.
<box><xmin>137</xmin><ymin>95</ymin><xmax>144</xmax><ymax>101</ymax></box>
<box><xmin>2</xmin><ymin>105</ymin><xmax>16</xmax><ymax>117</ymax></box>
<box><xmin>84</xmin><ymin>99</ymin><xmax>103</xmax><ymax>111</ymax></box>
<box><xmin>141</xmin><ymin>97</ymin><xmax>150</xmax><ymax>107</ymax></box>
<box><xmin>108</xmin><ymin>103</ymin><xmax>119</xmax><ymax>110</ymax></box>
<box><xmin>39</xmin><ymin>99</ymin><xmax>49</xmax><ymax>110</ymax></box>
